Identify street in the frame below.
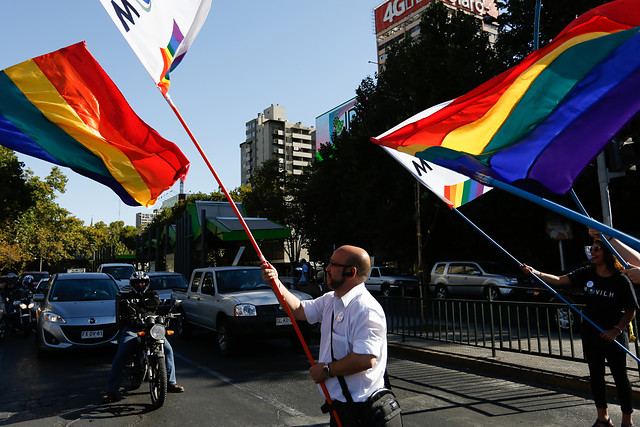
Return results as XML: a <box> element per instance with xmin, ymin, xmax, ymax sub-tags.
<box><xmin>0</xmin><ymin>329</ymin><xmax>622</xmax><ymax>426</ymax></box>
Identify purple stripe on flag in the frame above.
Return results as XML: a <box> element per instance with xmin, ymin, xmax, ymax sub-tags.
<box><xmin>491</xmin><ymin>31</ymin><xmax>640</xmax><ymax>191</ymax></box>
<box><xmin>530</xmin><ymin>69</ymin><xmax>640</xmax><ymax>193</ymax></box>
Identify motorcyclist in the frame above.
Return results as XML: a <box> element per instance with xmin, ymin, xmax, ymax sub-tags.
<box><xmin>2</xmin><ymin>273</ymin><xmax>23</xmax><ymax>328</ymax></box>
<box><xmin>21</xmin><ymin>275</ymin><xmax>34</xmax><ymax>292</ymax></box>
<box><xmin>102</xmin><ymin>271</ymin><xmax>184</xmax><ymax>403</ymax></box>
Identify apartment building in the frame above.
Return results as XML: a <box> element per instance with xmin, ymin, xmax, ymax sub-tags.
<box><xmin>240</xmin><ymin>104</ymin><xmax>315</xmax><ymax>185</ymax></box>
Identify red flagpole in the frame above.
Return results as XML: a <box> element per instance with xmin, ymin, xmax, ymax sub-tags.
<box><xmin>162</xmin><ymin>93</ymin><xmax>341</xmax><ymax>426</ymax></box>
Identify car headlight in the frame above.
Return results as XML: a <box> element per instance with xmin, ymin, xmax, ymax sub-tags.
<box><xmin>150</xmin><ymin>324</ymin><xmax>166</xmax><ymax>340</ymax></box>
<box><xmin>43</xmin><ymin>312</ymin><xmax>66</xmax><ymax>323</ymax></box>
<box><xmin>234</xmin><ymin>304</ymin><xmax>257</xmax><ymax>317</ymax></box>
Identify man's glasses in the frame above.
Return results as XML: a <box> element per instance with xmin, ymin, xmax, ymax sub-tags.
<box><xmin>589</xmin><ymin>245</ymin><xmax>603</xmax><ymax>253</ymax></box>
<box><xmin>327</xmin><ymin>260</ymin><xmax>352</xmax><ymax>268</ymax></box>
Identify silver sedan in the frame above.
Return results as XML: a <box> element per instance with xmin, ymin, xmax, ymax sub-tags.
<box><xmin>34</xmin><ymin>272</ymin><xmax>120</xmax><ymax>351</ymax></box>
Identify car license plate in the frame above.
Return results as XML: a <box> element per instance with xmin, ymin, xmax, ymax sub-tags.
<box><xmin>276</xmin><ymin>317</ymin><xmax>292</xmax><ymax>326</ymax></box>
<box><xmin>81</xmin><ymin>330</ymin><xmax>103</xmax><ymax>339</ymax></box>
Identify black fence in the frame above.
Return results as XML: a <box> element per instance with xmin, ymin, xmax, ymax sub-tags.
<box><xmin>380</xmin><ymin>285</ymin><xmax>640</xmax><ymax>372</ymax></box>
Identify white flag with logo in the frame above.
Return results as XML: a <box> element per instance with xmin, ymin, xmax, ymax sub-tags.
<box><xmin>383</xmin><ymin>147</ymin><xmax>491</xmax><ymax>208</ymax></box>
<box><xmin>100</xmin><ymin>0</ymin><xmax>212</xmax><ymax>94</ymax></box>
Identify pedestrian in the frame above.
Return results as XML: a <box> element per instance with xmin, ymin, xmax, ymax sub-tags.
<box><xmin>299</xmin><ymin>258</ymin><xmax>309</xmax><ymax>286</ymax></box>
<box><xmin>522</xmin><ymin>238</ymin><xmax>638</xmax><ymax>427</ymax></box>
<box><xmin>262</xmin><ymin>245</ymin><xmax>394</xmax><ymax>426</ymax></box>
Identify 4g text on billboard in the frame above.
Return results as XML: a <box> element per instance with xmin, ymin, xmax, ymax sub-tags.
<box><xmin>374</xmin><ymin>0</ymin><xmax>494</xmax><ymax>33</ymax></box>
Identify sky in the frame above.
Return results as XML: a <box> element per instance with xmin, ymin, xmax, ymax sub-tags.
<box><xmin>3</xmin><ymin>1</ymin><xmax>382</xmax><ymax>226</ymax></box>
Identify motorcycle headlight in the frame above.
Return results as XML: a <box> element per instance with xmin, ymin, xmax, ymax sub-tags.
<box><xmin>19</xmin><ymin>303</ymin><xmax>28</xmax><ymax>309</ymax></box>
<box><xmin>234</xmin><ymin>304</ymin><xmax>257</xmax><ymax>317</ymax></box>
<box><xmin>28</xmin><ymin>302</ymin><xmax>34</xmax><ymax>309</ymax></box>
<box><xmin>43</xmin><ymin>312</ymin><xmax>66</xmax><ymax>323</ymax></box>
<box><xmin>150</xmin><ymin>324</ymin><xmax>166</xmax><ymax>340</ymax></box>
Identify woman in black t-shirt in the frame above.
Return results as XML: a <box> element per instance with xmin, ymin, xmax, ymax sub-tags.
<box><xmin>522</xmin><ymin>239</ymin><xmax>638</xmax><ymax>427</ymax></box>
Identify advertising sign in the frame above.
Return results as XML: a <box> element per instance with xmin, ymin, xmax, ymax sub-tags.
<box><xmin>315</xmin><ymin>97</ymin><xmax>358</xmax><ymax>152</ymax></box>
<box><xmin>374</xmin><ymin>0</ymin><xmax>498</xmax><ymax>34</ymax></box>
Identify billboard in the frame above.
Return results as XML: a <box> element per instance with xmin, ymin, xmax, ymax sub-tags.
<box><xmin>315</xmin><ymin>97</ymin><xmax>358</xmax><ymax>152</ymax></box>
<box><xmin>374</xmin><ymin>0</ymin><xmax>497</xmax><ymax>34</ymax></box>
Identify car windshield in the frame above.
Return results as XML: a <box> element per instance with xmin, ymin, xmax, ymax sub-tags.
<box><xmin>31</xmin><ymin>273</ymin><xmax>49</xmax><ymax>281</ymax></box>
<box><xmin>378</xmin><ymin>267</ymin><xmax>403</xmax><ymax>276</ymax></box>
<box><xmin>49</xmin><ymin>278</ymin><xmax>118</xmax><ymax>302</ymax></box>
<box><xmin>215</xmin><ymin>269</ymin><xmax>271</xmax><ymax>293</ymax></box>
<box><xmin>35</xmin><ymin>279</ymin><xmax>50</xmax><ymax>293</ymax></box>
<box><xmin>101</xmin><ymin>266</ymin><xmax>135</xmax><ymax>280</ymax></box>
<box><xmin>149</xmin><ymin>275</ymin><xmax>188</xmax><ymax>291</ymax></box>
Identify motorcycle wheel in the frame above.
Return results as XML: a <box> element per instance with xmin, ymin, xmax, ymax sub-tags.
<box><xmin>149</xmin><ymin>354</ymin><xmax>167</xmax><ymax>409</ymax></box>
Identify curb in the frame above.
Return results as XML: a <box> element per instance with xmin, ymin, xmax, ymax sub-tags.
<box><xmin>388</xmin><ymin>341</ymin><xmax>640</xmax><ymax>406</ymax></box>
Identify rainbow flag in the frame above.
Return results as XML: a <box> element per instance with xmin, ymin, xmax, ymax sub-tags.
<box><xmin>0</xmin><ymin>42</ymin><xmax>190</xmax><ymax>207</ymax></box>
<box><xmin>159</xmin><ymin>20</ymin><xmax>186</xmax><ymax>93</ymax></box>
<box><xmin>372</xmin><ymin>0</ymin><xmax>640</xmax><ymax>196</ymax></box>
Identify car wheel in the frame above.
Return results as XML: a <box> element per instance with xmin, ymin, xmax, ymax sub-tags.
<box><xmin>435</xmin><ymin>286</ymin><xmax>448</xmax><ymax>299</ymax></box>
<box><xmin>485</xmin><ymin>286</ymin><xmax>499</xmax><ymax>301</ymax></box>
<box><xmin>381</xmin><ymin>284</ymin><xmax>391</xmax><ymax>297</ymax></box>
<box><xmin>554</xmin><ymin>307</ymin><xmax>576</xmax><ymax>331</ymax></box>
<box><xmin>216</xmin><ymin>318</ymin><xmax>233</xmax><ymax>356</ymax></box>
<box><xmin>549</xmin><ymin>297</ymin><xmax>578</xmax><ymax>331</ymax></box>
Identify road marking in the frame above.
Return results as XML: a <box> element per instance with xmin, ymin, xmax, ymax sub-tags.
<box><xmin>174</xmin><ymin>351</ymin><xmax>306</xmax><ymax>417</ymax></box>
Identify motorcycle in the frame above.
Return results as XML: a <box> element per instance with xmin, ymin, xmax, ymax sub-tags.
<box><xmin>123</xmin><ymin>302</ymin><xmax>181</xmax><ymax>408</ymax></box>
<box><xmin>9</xmin><ymin>289</ymin><xmax>34</xmax><ymax>338</ymax></box>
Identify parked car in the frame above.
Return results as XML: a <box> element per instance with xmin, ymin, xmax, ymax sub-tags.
<box><xmin>33</xmin><ymin>272</ymin><xmax>120</xmax><ymax>351</ymax></box>
<box><xmin>430</xmin><ymin>261</ymin><xmax>535</xmax><ymax>300</ymax></box>
<box><xmin>365</xmin><ymin>266</ymin><xmax>420</xmax><ymax>296</ymax></box>
<box><xmin>172</xmin><ymin>266</ymin><xmax>314</xmax><ymax>355</ymax></box>
<box><xmin>97</xmin><ymin>263</ymin><xmax>136</xmax><ymax>289</ymax></box>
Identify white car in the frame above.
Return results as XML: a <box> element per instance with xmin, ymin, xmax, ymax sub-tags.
<box><xmin>173</xmin><ymin>266</ymin><xmax>313</xmax><ymax>355</ymax></box>
<box><xmin>97</xmin><ymin>263</ymin><xmax>136</xmax><ymax>289</ymax></box>
<box><xmin>365</xmin><ymin>266</ymin><xmax>420</xmax><ymax>296</ymax></box>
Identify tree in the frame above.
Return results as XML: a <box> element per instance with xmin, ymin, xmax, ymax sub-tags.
<box><xmin>243</xmin><ymin>159</ymin><xmax>306</xmax><ymax>264</ymax></box>
<box><xmin>0</xmin><ymin>147</ymin><xmax>34</xmax><ymax>225</ymax></box>
<box><xmin>296</xmin><ymin>2</ymin><xmax>501</xmax><ymax>268</ymax></box>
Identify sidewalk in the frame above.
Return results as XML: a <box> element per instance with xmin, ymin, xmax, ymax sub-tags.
<box><xmin>387</xmin><ymin>334</ymin><xmax>640</xmax><ymax>405</ymax></box>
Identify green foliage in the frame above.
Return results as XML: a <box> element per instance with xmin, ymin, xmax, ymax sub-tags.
<box><xmin>296</xmin><ymin>2</ymin><xmax>500</xmax><ymax>267</ymax></box>
<box><xmin>0</xmin><ymin>147</ymin><xmax>34</xmax><ymax>225</ymax></box>
<box><xmin>243</xmin><ymin>159</ymin><xmax>306</xmax><ymax>263</ymax></box>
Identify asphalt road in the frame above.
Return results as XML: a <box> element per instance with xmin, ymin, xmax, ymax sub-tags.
<box><xmin>0</xmin><ymin>329</ymin><xmax>624</xmax><ymax>426</ymax></box>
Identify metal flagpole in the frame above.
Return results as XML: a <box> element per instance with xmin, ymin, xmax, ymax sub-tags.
<box><xmin>476</xmin><ymin>174</ymin><xmax>640</xmax><ymax>253</ymax></box>
<box><xmin>162</xmin><ymin>92</ymin><xmax>340</xmax><ymax>423</ymax></box>
<box><xmin>450</xmin><ymin>206</ymin><xmax>640</xmax><ymax>364</ymax></box>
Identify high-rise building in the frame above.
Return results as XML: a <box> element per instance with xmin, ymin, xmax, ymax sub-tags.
<box><xmin>240</xmin><ymin>105</ymin><xmax>315</xmax><ymax>185</ymax></box>
<box><xmin>374</xmin><ymin>0</ymin><xmax>498</xmax><ymax>67</ymax></box>
<box><xmin>136</xmin><ymin>212</ymin><xmax>156</xmax><ymax>229</ymax></box>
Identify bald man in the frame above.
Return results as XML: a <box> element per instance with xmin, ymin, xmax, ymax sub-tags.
<box><xmin>262</xmin><ymin>245</ymin><xmax>387</xmax><ymax>426</ymax></box>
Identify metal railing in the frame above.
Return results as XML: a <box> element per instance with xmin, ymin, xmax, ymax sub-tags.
<box><xmin>380</xmin><ymin>285</ymin><xmax>640</xmax><ymax>372</ymax></box>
